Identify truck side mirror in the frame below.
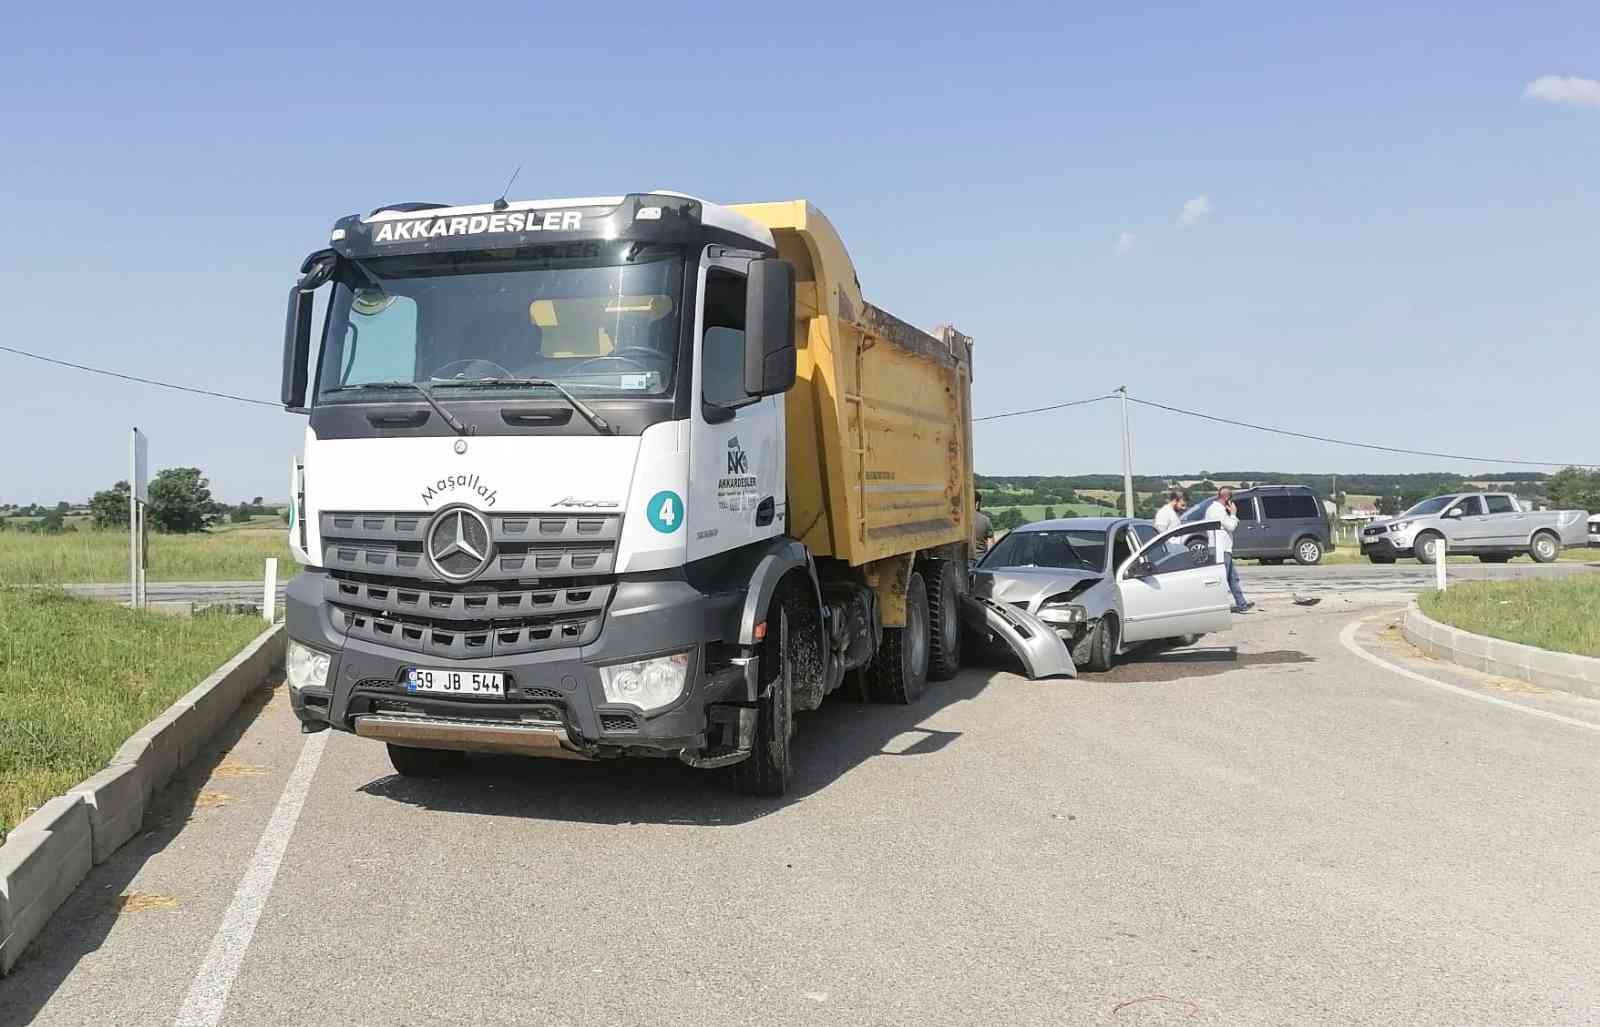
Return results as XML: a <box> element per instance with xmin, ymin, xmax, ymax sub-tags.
<box><xmin>744</xmin><ymin>258</ymin><xmax>796</xmax><ymax>397</ymax></box>
<box><xmin>282</xmin><ymin>251</ymin><xmax>337</xmax><ymax>412</ymax></box>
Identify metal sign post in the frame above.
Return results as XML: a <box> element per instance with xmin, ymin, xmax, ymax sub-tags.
<box><xmin>130</xmin><ymin>428</ymin><xmax>149</xmax><ymax>610</ymax></box>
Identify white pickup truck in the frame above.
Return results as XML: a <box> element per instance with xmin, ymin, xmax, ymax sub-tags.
<box><xmin>1360</xmin><ymin>492</ymin><xmax>1589</xmax><ymax>564</ymax></box>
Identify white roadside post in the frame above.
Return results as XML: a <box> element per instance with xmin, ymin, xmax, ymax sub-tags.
<box><xmin>1435</xmin><ymin>536</ymin><xmax>1447</xmax><ymax>591</ymax></box>
<box><xmin>130</xmin><ymin>427</ymin><xmax>150</xmax><ymax>610</ymax></box>
<box><xmin>263</xmin><ymin>557</ymin><xmax>278</xmax><ymax>624</ymax></box>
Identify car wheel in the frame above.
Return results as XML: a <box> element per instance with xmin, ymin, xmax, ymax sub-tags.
<box><xmin>1414</xmin><ymin>532</ymin><xmax>1444</xmax><ymax>565</ymax></box>
<box><xmin>867</xmin><ymin>571</ymin><xmax>930</xmax><ymax>704</ymax></box>
<box><xmin>1293</xmin><ymin>538</ymin><xmax>1323</xmax><ymax>565</ymax></box>
<box><xmin>386</xmin><ymin>744</ymin><xmax>466</xmax><ymax>778</ymax></box>
<box><xmin>1530</xmin><ymin>531</ymin><xmax>1560</xmax><ymax>563</ymax></box>
<box><xmin>1074</xmin><ymin>614</ymin><xmax>1118</xmax><ymax>673</ymax></box>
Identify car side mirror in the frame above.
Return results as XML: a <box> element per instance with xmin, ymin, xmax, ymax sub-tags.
<box><xmin>1125</xmin><ymin>558</ymin><xmax>1152</xmax><ymax>579</ymax></box>
<box><xmin>744</xmin><ymin>258</ymin><xmax>796</xmax><ymax>397</ymax></box>
<box><xmin>282</xmin><ymin>250</ymin><xmax>337</xmax><ymax>412</ymax></box>
<box><xmin>1443</xmin><ymin>508</ymin><xmax>1461</xmax><ymax>519</ymax></box>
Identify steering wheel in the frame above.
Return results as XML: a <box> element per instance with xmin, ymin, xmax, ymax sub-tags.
<box><xmin>432</xmin><ymin>358</ymin><xmax>514</xmax><ymax>380</ymax></box>
<box><xmin>572</xmin><ymin>347</ymin><xmax>662</xmax><ymax>373</ymax></box>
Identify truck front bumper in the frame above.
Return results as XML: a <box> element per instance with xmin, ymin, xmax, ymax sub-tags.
<box><xmin>284</xmin><ymin>571</ymin><xmax>758</xmax><ymax>761</ymax></box>
<box><xmin>1360</xmin><ymin>536</ymin><xmax>1410</xmax><ymax>558</ymax></box>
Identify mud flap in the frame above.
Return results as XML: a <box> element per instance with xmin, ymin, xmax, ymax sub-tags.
<box><xmin>960</xmin><ymin>596</ymin><xmax>1076</xmax><ymax>679</ymax></box>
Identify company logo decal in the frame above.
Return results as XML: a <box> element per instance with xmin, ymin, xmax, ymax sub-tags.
<box><xmin>718</xmin><ymin>437</ymin><xmax>757</xmax><ymax>513</ymax></box>
<box><xmin>646</xmin><ymin>491</ymin><xmax>683</xmax><ymax>534</ymax></box>
<box><xmin>426</xmin><ymin>506</ymin><xmax>495</xmax><ymax>581</ymax></box>
<box><xmin>420</xmin><ymin>473</ymin><xmax>497</xmax><ymax>508</ymax></box>
<box><xmin>372</xmin><ymin>210</ymin><xmax>585</xmax><ymax>243</ymax></box>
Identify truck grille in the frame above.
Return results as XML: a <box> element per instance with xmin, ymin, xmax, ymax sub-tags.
<box><xmin>319</xmin><ymin>511</ymin><xmax>620</xmax><ymax>582</ymax></box>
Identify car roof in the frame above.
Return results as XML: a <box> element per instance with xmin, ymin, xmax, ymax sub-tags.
<box><xmin>1012</xmin><ymin>516</ymin><xmax>1136</xmax><ymax>532</ymax></box>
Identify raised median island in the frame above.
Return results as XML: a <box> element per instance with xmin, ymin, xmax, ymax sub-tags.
<box><xmin>1420</xmin><ymin>576</ymin><xmax>1600</xmax><ymax>660</ymax></box>
<box><xmin>0</xmin><ymin>589</ymin><xmax>264</xmax><ymax>842</ymax></box>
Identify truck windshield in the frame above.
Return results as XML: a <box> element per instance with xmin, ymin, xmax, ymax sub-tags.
<box><xmin>315</xmin><ymin>245</ymin><xmax>683</xmax><ymax>403</ymax></box>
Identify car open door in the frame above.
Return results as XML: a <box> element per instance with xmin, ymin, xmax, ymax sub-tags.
<box><xmin>1117</xmin><ymin>520</ymin><xmax>1233</xmax><ymax>643</ymax></box>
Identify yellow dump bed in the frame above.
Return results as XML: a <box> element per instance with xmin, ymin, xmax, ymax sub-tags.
<box><xmin>731</xmin><ymin>201</ymin><xmax>974</xmax><ymax>568</ymax></box>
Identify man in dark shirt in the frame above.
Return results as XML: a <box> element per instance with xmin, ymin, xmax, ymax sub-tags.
<box><xmin>972</xmin><ymin>492</ymin><xmax>994</xmax><ymax>560</ymax></box>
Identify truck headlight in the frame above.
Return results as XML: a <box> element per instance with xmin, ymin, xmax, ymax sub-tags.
<box><xmin>1037</xmin><ymin>603</ymin><xmax>1087</xmax><ymax>625</ymax></box>
<box><xmin>599</xmin><ymin>652</ymin><xmax>690</xmax><ymax>712</ymax></box>
<box><xmin>286</xmin><ymin>640</ymin><xmax>331</xmax><ymax>693</ymax></box>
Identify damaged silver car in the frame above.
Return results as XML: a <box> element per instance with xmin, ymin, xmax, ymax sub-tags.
<box><xmin>968</xmin><ymin>517</ymin><xmax>1233</xmax><ymax>672</ymax></box>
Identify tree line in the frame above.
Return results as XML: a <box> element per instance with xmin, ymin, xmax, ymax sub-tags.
<box><xmin>0</xmin><ymin>468</ymin><xmax>277</xmax><ymax>535</ymax></box>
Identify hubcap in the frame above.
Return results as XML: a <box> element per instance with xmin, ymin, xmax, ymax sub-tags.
<box><xmin>1300</xmin><ymin>542</ymin><xmax>1317</xmax><ymax>561</ymax></box>
<box><xmin>1538</xmin><ymin>539</ymin><xmax>1554</xmax><ymax>557</ymax></box>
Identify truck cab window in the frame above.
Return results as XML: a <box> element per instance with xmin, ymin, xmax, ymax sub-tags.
<box><xmin>701</xmin><ymin>267</ymin><xmax>749</xmax><ymax>410</ymax></box>
<box><xmin>1485</xmin><ymin>494</ymin><xmax>1515</xmax><ymax>515</ymax></box>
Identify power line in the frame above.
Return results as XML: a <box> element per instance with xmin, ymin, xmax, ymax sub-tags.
<box><xmin>1125</xmin><ymin>396</ymin><xmax>1585</xmax><ymax>468</ymax></box>
<box><xmin>0</xmin><ymin>344</ymin><xmax>279</xmax><ymax>408</ymax></box>
<box><xmin>972</xmin><ymin>393</ymin><xmax>1115</xmax><ymax>422</ymax></box>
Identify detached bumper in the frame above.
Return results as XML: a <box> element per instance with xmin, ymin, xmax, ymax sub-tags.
<box><xmin>285</xmin><ymin>571</ymin><xmax>757</xmax><ymax>759</ymax></box>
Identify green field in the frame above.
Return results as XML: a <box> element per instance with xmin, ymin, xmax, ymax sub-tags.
<box><xmin>987</xmin><ymin>503</ymin><xmax>1111</xmax><ymax>523</ymax></box>
<box><xmin>0</xmin><ymin>589</ymin><xmax>265</xmax><ymax>842</ymax></box>
<box><xmin>1420</xmin><ymin>576</ymin><xmax>1600</xmax><ymax>659</ymax></box>
<box><xmin>0</xmin><ymin>527</ymin><xmax>294</xmax><ymax>584</ymax></box>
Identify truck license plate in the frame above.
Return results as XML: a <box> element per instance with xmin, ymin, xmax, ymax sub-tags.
<box><xmin>406</xmin><ymin>668</ymin><xmax>505</xmax><ymax>697</ymax></box>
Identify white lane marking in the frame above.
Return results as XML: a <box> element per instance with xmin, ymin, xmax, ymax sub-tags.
<box><xmin>173</xmin><ymin>730</ymin><xmax>329</xmax><ymax>1027</ymax></box>
<box><xmin>1338</xmin><ymin>619</ymin><xmax>1600</xmax><ymax>734</ymax></box>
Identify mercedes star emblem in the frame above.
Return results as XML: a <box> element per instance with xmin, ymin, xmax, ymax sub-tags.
<box><xmin>425</xmin><ymin>506</ymin><xmax>494</xmax><ymax>581</ymax></box>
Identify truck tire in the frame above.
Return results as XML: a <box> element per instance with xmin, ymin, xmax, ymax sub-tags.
<box><xmin>1073</xmin><ymin>613</ymin><xmax>1118</xmax><ymax>672</ymax></box>
<box><xmin>733</xmin><ymin>602</ymin><xmax>794</xmax><ymax>797</ymax></box>
<box><xmin>1414</xmin><ymin>532</ymin><xmax>1444</xmax><ymax>565</ymax></box>
<box><xmin>1293</xmin><ymin>537</ymin><xmax>1323</xmax><ymax>565</ymax></box>
<box><xmin>925</xmin><ymin>560</ymin><xmax>963</xmax><ymax>681</ymax></box>
<box><xmin>1530</xmin><ymin>531</ymin><xmax>1560</xmax><ymax>563</ymax></box>
<box><xmin>386</xmin><ymin>744</ymin><xmax>466</xmax><ymax>778</ymax></box>
<box><xmin>867</xmin><ymin>571</ymin><xmax>930</xmax><ymax>704</ymax></box>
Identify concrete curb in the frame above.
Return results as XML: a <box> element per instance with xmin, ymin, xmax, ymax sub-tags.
<box><xmin>1402</xmin><ymin>602</ymin><xmax>1600</xmax><ymax>700</ymax></box>
<box><xmin>0</xmin><ymin>623</ymin><xmax>284</xmax><ymax>975</ymax></box>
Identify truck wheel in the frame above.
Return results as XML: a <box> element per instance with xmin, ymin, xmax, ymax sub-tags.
<box><xmin>386</xmin><ymin>744</ymin><xmax>466</xmax><ymax>778</ymax></box>
<box><xmin>867</xmin><ymin>571</ymin><xmax>930</xmax><ymax>704</ymax></box>
<box><xmin>1530</xmin><ymin>531</ymin><xmax>1560</xmax><ymax>563</ymax></box>
<box><xmin>925</xmin><ymin>560</ymin><xmax>963</xmax><ymax>681</ymax></box>
<box><xmin>1073</xmin><ymin>613</ymin><xmax>1118</xmax><ymax>672</ymax></box>
<box><xmin>1414</xmin><ymin>532</ymin><xmax>1444</xmax><ymax>565</ymax></box>
<box><xmin>1293</xmin><ymin>538</ymin><xmax>1323</xmax><ymax>565</ymax></box>
<box><xmin>733</xmin><ymin>602</ymin><xmax>794</xmax><ymax>797</ymax></box>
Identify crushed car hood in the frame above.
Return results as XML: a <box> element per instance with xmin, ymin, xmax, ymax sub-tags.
<box><xmin>971</xmin><ymin>566</ymin><xmax>1103</xmax><ymax>607</ymax></box>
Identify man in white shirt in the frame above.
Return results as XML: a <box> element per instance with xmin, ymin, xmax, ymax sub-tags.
<box><xmin>1199</xmin><ymin>487</ymin><xmax>1252</xmax><ymax>613</ymax></box>
<box><xmin>1153</xmin><ymin>490</ymin><xmax>1187</xmax><ymax>534</ymax></box>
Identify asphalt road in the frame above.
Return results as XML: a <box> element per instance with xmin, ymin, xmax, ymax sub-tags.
<box><xmin>6</xmin><ymin>584</ymin><xmax>1599</xmax><ymax>1025</ymax></box>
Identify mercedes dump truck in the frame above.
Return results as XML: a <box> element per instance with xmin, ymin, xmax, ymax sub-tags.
<box><xmin>279</xmin><ymin>192</ymin><xmax>976</xmax><ymax>795</ymax></box>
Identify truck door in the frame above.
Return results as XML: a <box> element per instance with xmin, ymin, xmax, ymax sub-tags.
<box><xmin>1118</xmin><ymin>521</ymin><xmax>1233</xmax><ymax>642</ymax></box>
<box><xmin>1442</xmin><ymin>495</ymin><xmax>1488</xmax><ymax>547</ymax></box>
<box><xmin>685</xmin><ymin>253</ymin><xmax>786</xmax><ymax>562</ymax></box>
<box><xmin>1482</xmin><ymin>493</ymin><xmax>1523</xmax><ymax>545</ymax></box>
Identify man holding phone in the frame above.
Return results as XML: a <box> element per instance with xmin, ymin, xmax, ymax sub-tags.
<box><xmin>1200</xmin><ymin>486</ymin><xmax>1252</xmax><ymax>613</ymax></box>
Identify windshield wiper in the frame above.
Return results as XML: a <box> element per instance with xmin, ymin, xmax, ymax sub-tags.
<box><xmin>430</xmin><ymin>377</ymin><xmax>612</xmax><ymax>435</ymax></box>
<box><xmin>327</xmin><ymin>381</ymin><xmax>469</xmax><ymax>435</ymax></box>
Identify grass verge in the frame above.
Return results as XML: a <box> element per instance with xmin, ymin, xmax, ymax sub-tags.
<box><xmin>1419</xmin><ymin>576</ymin><xmax>1600</xmax><ymax>659</ymax></box>
<box><xmin>0</xmin><ymin>527</ymin><xmax>293</xmax><ymax>585</ymax></box>
<box><xmin>0</xmin><ymin>589</ymin><xmax>265</xmax><ymax>842</ymax></box>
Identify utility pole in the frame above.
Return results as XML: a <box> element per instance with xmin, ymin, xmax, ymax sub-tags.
<box><xmin>1118</xmin><ymin>386</ymin><xmax>1134</xmax><ymax>516</ymax></box>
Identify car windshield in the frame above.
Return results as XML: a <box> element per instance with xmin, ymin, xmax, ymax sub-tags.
<box><xmin>315</xmin><ymin>244</ymin><xmax>683</xmax><ymax>403</ymax></box>
<box><xmin>982</xmin><ymin>529</ymin><xmax>1107</xmax><ymax>571</ymax></box>
<box><xmin>1400</xmin><ymin>495</ymin><xmax>1456</xmax><ymax>518</ymax></box>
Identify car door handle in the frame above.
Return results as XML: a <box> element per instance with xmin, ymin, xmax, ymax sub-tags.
<box><xmin>1204</xmin><ymin>580</ymin><xmax>1221</xmax><ymax>587</ymax></box>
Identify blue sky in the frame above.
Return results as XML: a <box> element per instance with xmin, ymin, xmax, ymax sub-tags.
<box><xmin>2</xmin><ymin>1</ymin><xmax>1596</xmax><ymax>503</ymax></box>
